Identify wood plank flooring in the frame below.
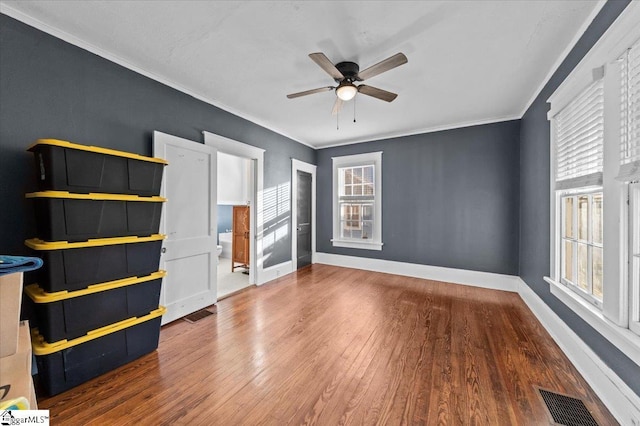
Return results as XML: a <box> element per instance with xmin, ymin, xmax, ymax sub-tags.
<box><xmin>38</xmin><ymin>264</ymin><xmax>617</xmax><ymax>425</ymax></box>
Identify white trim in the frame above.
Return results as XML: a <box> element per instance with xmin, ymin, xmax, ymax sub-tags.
<box><xmin>0</xmin><ymin>3</ymin><xmax>315</xmax><ymax>150</ymax></box>
<box><xmin>203</xmin><ymin>131</ymin><xmax>265</xmax><ymax>285</ymax></box>
<box><xmin>331</xmin><ymin>240</ymin><xmax>383</xmax><ymax>251</ymax></box>
<box><xmin>291</xmin><ymin>159</ymin><xmax>317</xmax><ymax>270</ymax></box>
<box><xmin>630</xmin><ymin>183</ymin><xmax>640</xmax><ymax>336</ymax></box>
<box><xmin>315</xmin><ymin>253</ymin><xmax>519</xmax><ymax>293</ymax></box>
<box><xmin>260</xmin><ymin>260</ymin><xmax>294</xmax><ymax>285</ymax></box>
<box><xmin>519</xmin><ymin>0</ymin><xmax>607</xmax><ymax>117</ymax></box>
<box><xmin>519</xmin><ymin>278</ymin><xmax>640</xmax><ymax>424</ymax></box>
<box><xmin>602</xmin><ymin>57</ymin><xmax>628</xmax><ymax>325</ymax></box>
<box><xmin>546</xmin><ymin>276</ymin><xmax>640</xmax><ymax>367</ymax></box>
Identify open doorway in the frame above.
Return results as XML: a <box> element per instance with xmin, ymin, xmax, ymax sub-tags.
<box><xmin>216</xmin><ymin>152</ymin><xmax>252</xmax><ymax>298</ymax></box>
<box><xmin>203</xmin><ymin>130</ymin><xmax>265</xmax><ymax>288</ymax></box>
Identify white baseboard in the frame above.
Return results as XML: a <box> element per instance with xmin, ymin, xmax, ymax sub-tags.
<box><xmin>258</xmin><ymin>260</ymin><xmax>293</xmax><ymax>285</ymax></box>
<box><xmin>315</xmin><ymin>252</ymin><xmax>520</xmax><ymax>292</ymax></box>
<box><xmin>517</xmin><ymin>278</ymin><xmax>640</xmax><ymax>424</ymax></box>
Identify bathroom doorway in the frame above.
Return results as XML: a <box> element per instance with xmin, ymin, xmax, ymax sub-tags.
<box><xmin>216</xmin><ymin>151</ymin><xmax>252</xmax><ymax>298</ymax></box>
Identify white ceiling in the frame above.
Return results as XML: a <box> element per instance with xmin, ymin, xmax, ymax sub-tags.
<box><xmin>1</xmin><ymin>1</ymin><xmax>602</xmax><ymax>148</ymax></box>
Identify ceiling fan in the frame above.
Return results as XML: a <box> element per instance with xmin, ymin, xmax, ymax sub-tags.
<box><xmin>287</xmin><ymin>52</ymin><xmax>408</xmax><ymax>115</ymax></box>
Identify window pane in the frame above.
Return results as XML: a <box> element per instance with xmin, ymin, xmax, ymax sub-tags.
<box><xmin>351</xmin><ymin>205</ymin><xmax>361</xmax><ymax>222</ymax></box>
<box><xmin>362</xmin><ymin>204</ymin><xmax>373</xmax><ymax>221</ymax></box>
<box><xmin>362</xmin><ymin>221</ymin><xmax>373</xmax><ymax>240</ymax></box>
<box><xmin>577</xmin><ymin>243</ymin><xmax>588</xmax><ymax>291</ymax></box>
<box><xmin>344</xmin><ymin>169</ymin><xmax>352</xmax><ymax>185</ymax></box>
<box><xmin>353</xmin><ymin>167</ymin><xmax>362</xmax><ymax>181</ymax></box>
<box><xmin>340</xmin><ymin>221</ymin><xmax>350</xmax><ymax>239</ymax></box>
<box><xmin>578</xmin><ymin>196</ymin><xmax>589</xmax><ymax>241</ymax></box>
<box><xmin>353</xmin><ymin>184</ymin><xmax>362</xmax><ymax>196</ymax></box>
<box><xmin>340</xmin><ymin>204</ymin><xmax>350</xmax><ymax>221</ymax></box>
<box><xmin>634</xmin><ymin>257</ymin><xmax>640</xmax><ymax>321</ymax></box>
<box><xmin>363</xmin><ymin>166</ymin><xmax>374</xmax><ymax>184</ymax></box>
<box><xmin>345</xmin><ymin>185</ymin><xmax>352</xmax><ymax>196</ymax></box>
<box><xmin>364</xmin><ymin>184</ymin><xmax>374</xmax><ymax>196</ymax></box>
<box><xmin>592</xmin><ymin>193</ymin><xmax>603</xmax><ymax>245</ymax></box>
<box><xmin>563</xmin><ymin>240</ymin><xmax>574</xmax><ymax>283</ymax></box>
<box><xmin>563</xmin><ymin>197</ymin><xmax>574</xmax><ymax>239</ymax></box>
<box><xmin>592</xmin><ymin>246</ymin><xmax>603</xmax><ymax>300</ymax></box>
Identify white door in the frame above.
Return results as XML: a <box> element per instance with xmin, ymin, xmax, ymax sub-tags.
<box><xmin>153</xmin><ymin>131</ymin><xmax>217</xmax><ymax>325</ymax></box>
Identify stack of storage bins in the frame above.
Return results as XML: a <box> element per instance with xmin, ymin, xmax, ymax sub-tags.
<box><xmin>24</xmin><ymin>139</ymin><xmax>168</xmax><ymax>396</ymax></box>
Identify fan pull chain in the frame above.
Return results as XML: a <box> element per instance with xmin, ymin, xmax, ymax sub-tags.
<box><xmin>353</xmin><ymin>94</ymin><xmax>357</xmax><ymax>123</ymax></box>
<box><xmin>336</xmin><ymin>110</ymin><xmax>339</xmax><ymax>130</ymax></box>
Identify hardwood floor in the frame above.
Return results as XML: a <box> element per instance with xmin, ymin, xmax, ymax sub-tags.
<box><xmin>38</xmin><ymin>264</ymin><xmax>616</xmax><ymax>425</ymax></box>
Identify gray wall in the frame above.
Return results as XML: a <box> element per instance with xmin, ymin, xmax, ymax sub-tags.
<box><xmin>317</xmin><ymin>120</ymin><xmax>520</xmax><ymax>276</ymax></box>
<box><xmin>0</xmin><ymin>14</ymin><xmax>315</xmax><ymax>268</ymax></box>
<box><xmin>519</xmin><ymin>0</ymin><xmax>639</xmax><ymax>396</ymax></box>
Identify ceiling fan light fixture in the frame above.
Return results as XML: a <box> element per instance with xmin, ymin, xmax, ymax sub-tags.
<box><xmin>336</xmin><ymin>83</ymin><xmax>358</xmax><ymax>101</ymax></box>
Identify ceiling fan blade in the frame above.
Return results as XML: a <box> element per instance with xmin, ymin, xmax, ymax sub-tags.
<box><xmin>357</xmin><ymin>53</ymin><xmax>408</xmax><ymax>81</ymax></box>
<box><xmin>331</xmin><ymin>97</ymin><xmax>344</xmax><ymax>115</ymax></box>
<box><xmin>357</xmin><ymin>85</ymin><xmax>398</xmax><ymax>102</ymax></box>
<box><xmin>287</xmin><ymin>86</ymin><xmax>334</xmax><ymax>99</ymax></box>
<box><xmin>309</xmin><ymin>52</ymin><xmax>344</xmax><ymax>80</ymax></box>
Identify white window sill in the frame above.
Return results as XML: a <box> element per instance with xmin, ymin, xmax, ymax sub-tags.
<box><xmin>331</xmin><ymin>239</ymin><xmax>383</xmax><ymax>251</ymax></box>
<box><xmin>545</xmin><ymin>276</ymin><xmax>640</xmax><ymax>367</ymax></box>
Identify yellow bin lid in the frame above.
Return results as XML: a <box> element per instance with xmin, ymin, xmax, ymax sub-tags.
<box><xmin>25</xmin><ymin>190</ymin><xmax>166</xmax><ymax>202</ymax></box>
<box><xmin>24</xmin><ymin>270</ymin><xmax>166</xmax><ymax>303</ymax></box>
<box><xmin>25</xmin><ymin>234</ymin><xmax>165</xmax><ymax>250</ymax></box>
<box><xmin>29</xmin><ymin>139</ymin><xmax>168</xmax><ymax>165</ymax></box>
<box><xmin>31</xmin><ymin>306</ymin><xmax>166</xmax><ymax>355</ymax></box>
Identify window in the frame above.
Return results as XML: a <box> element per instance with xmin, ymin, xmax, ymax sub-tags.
<box><xmin>552</xmin><ymin>77</ymin><xmax>605</xmax><ymax>306</ymax></box>
<box><xmin>621</xmin><ymin>40</ymin><xmax>640</xmax><ymax>336</ymax></box>
<box><xmin>332</xmin><ymin>152</ymin><xmax>382</xmax><ymax>250</ymax></box>
<box><xmin>545</xmin><ymin>2</ymin><xmax>640</xmax><ymax>366</ymax></box>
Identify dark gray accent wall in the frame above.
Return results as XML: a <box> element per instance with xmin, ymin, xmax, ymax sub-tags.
<box><xmin>317</xmin><ymin>120</ymin><xmax>520</xmax><ymax>275</ymax></box>
<box><xmin>0</xmin><ymin>14</ymin><xmax>315</xmax><ymax>267</ymax></box>
<box><xmin>519</xmin><ymin>0</ymin><xmax>639</xmax><ymax>396</ymax></box>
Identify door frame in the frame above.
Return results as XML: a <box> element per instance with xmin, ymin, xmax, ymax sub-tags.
<box><xmin>291</xmin><ymin>159</ymin><xmax>317</xmax><ymax>270</ymax></box>
<box><xmin>203</xmin><ymin>131</ymin><xmax>264</xmax><ymax>285</ymax></box>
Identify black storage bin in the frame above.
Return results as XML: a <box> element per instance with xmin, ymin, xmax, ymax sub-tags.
<box><xmin>25</xmin><ymin>271</ymin><xmax>165</xmax><ymax>343</ymax></box>
<box><xmin>29</xmin><ymin>139</ymin><xmax>167</xmax><ymax>196</ymax></box>
<box><xmin>32</xmin><ymin>307</ymin><xmax>165</xmax><ymax>396</ymax></box>
<box><xmin>25</xmin><ymin>235</ymin><xmax>164</xmax><ymax>292</ymax></box>
<box><xmin>26</xmin><ymin>191</ymin><xmax>165</xmax><ymax>242</ymax></box>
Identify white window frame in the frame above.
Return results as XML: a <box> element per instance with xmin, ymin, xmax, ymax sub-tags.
<box><xmin>630</xmin><ymin>183</ymin><xmax>640</xmax><ymax>335</ymax></box>
<box><xmin>332</xmin><ymin>152</ymin><xmax>383</xmax><ymax>251</ymax></box>
<box><xmin>544</xmin><ymin>2</ymin><xmax>640</xmax><ymax>366</ymax></box>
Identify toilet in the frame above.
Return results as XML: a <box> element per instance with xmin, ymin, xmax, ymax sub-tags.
<box><xmin>216</xmin><ymin>245</ymin><xmax>223</xmax><ymax>263</ymax></box>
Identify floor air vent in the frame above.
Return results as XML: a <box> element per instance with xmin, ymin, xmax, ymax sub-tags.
<box><xmin>538</xmin><ymin>388</ymin><xmax>599</xmax><ymax>426</ymax></box>
<box><xmin>183</xmin><ymin>309</ymin><xmax>215</xmax><ymax>323</ymax></box>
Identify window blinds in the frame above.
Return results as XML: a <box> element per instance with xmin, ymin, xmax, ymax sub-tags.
<box><xmin>619</xmin><ymin>40</ymin><xmax>640</xmax><ymax>181</ymax></box>
<box><xmin>555</xmin><ymin>79</ymin><xmax>605</xmax><ymax>190</ymax></box>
